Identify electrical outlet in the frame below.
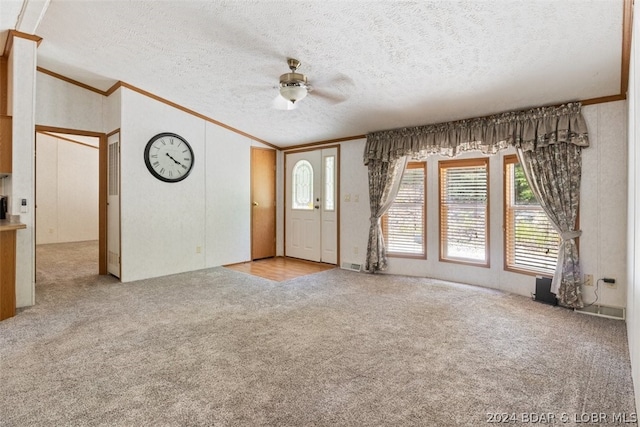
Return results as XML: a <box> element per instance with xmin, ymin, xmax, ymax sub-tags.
<box><xmin>196</xmin><ymin>246</ymin><xmax>202</xmax><ymax>254</ymax></box>
<box><xmin>353</xmin><ymin>246</ymin><xmax>359</xmax><ymax>255</ymax></box>
<box><xmin>584</xmin><ymin>274</ymin><xmax>593</xmax><ymax>287</ymax></box>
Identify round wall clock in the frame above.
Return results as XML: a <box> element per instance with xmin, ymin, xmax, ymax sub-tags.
<box><xmin>144</xmin><ymin>132</ymin><xmax>194</xmax><ymax>183</ymax></box>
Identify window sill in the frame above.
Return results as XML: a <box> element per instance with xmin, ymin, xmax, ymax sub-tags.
<box><xmin>388</xmin><ymin>253</ymin><xmax>427</xmax><ymax>260</ymax></box>
<box><xmin>504</xmin><ymin>266</ymin><xmax>554</xmax><ymax>278</ymax></box>
<box><xmin>439</xmin><ymin>257</ymin><xmax>490</xmax><ymax>268</ymax></box>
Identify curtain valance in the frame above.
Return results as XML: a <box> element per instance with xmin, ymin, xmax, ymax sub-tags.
<box><xmin>363</xmin><ymin>102</ymin><xmax>589</xmax><ymax>165</ymax></box>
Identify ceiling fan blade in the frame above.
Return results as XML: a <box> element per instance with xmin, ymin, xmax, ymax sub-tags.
<box><xmin>313</xmin><ymin>72</ymin><xmax>356</xmax><ymax>90</ymax></box>
<box><xmin>310</xmin><ymin>87</ymin><xmax>349</xmax><ymax>104</ymax></box>
<box><xmin>272</xmin><ymin>94</ymin><xmax>297</xmax><ymax>110</ymax></box>
<box><xmin>329</xmin><ymin>72</ymin><xmax>356</xmax><ymax>88</ymax></box>
<box><xmin>308</xmin><ymin>72</ymin><xmax>355</xmax><ymax>104</ymax></box>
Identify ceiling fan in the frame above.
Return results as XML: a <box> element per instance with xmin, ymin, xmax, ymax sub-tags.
<box><xmin>273</xmin><ymin>58</ymin><xmax>353</xmax><ymax>110</ymax></box>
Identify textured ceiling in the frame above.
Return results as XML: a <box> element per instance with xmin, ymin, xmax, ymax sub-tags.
<box><xmin>2</xmin><ymin>0</ymin><xmax>625</xmax><ymax>147</ymax></box>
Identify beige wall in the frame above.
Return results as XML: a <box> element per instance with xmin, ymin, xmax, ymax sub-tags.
<box><xmin>36</xmin><ymin>72</ymin><xmax>104</xmax><ymax>132</ymax></box>
<box><xmin>335</xmin><ymin>101</ymin><xmax>628</xmax><ymax>307</ymax></box>
<box><xmin>118</xmin><ymin>87</ymin><xmax>273</xmax><ymax>282</ymax></box>
<box><xmin>626</xmin><ymin>1</ymin><xmax>640</xmax><ymax>415</ymax></box>
<box><xmin>9</xmin><ymin>37</ymin><xmax>37</xmax><ymax>308</ymax></box>
<box><xmin>35</xmin><ymin>133</ymin><xmax>99</xmax><ymax>244</ymax></box>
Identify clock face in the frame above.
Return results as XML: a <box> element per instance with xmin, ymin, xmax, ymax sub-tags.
<box><xmin>144</xmin><ymin>133</ymin><xmax>194</xmax><ymax>182</ymax></box>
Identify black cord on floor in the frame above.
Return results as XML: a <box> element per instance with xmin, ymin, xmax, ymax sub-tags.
<box><xmin>582</xmin><ymin>279</ymin><xmax>601</xmax><ymax>308</ymax></box>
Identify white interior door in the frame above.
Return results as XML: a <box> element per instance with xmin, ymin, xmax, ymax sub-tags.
<box><xmin>107</xmin><ymin>133</ymin><xmax>120</xmax><ymax>277</ymax></box>
<box><xmin>285</xmin><ymin>147</ymin><xmax>338</xmax><ymax>264</ymax></box>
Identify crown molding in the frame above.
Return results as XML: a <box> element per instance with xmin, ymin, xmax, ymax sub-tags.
<box><xmin>38</xmin><ymin>130</ymin><xmax>99</xmax><ymax>149</ymax></box>
<box><xmin>117</xmin><ymin>82</ymin><xmax>279</xmax><ymax>149</ymax></box>
<box><xmin>37</xmin><ymin>67</ymin><xmax>108</xmax><ymax>96</ymax></box>
<box><xmin>282</xmin><ymin>135</ymin><xmax>366</xmax><ymax>151</ymax></box>
<box><xmin>3</xmin><ymin>30</ymin><xmax>42</xmax><ymax>57</ymax></box>
<box><xmin>35</xmin><ymin>72</ymin><xmax>280</xmax><ymax>149</ymax></box>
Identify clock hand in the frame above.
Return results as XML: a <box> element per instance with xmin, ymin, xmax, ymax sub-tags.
<box><xmin>165</xmin><ymin>152</ymin><xmax>183</xmax><ymax>166</ymax></box>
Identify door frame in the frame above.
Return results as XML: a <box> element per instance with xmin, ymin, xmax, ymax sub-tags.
<box><xmin>35</xmin><ymin>125</ymin><xmax>108</xmax><ymax>275</ymax></box>
<box><xmin>283</xmin><ymin>144</ymin><xmax>340</xmax><ymax>265</ymax></box>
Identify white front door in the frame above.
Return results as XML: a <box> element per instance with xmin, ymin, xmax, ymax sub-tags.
<box><xmin>285</xmin><ymin>147</ymin><xmax>338</xmax><ymax>264</ymax></box>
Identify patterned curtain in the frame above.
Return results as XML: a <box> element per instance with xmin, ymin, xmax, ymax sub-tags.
<box><xmin>365</xmin><ymin>157</ymin><xmax>408</xmax><ymax>272</ymax></box>
<box><xmin>363</xmin><ymin>102</ymin><xmax>589</xmax><ymax>294</ymax></box>
<box><xmin>517</xmin><ymin>144</ymin><xmax>584</xmax><ymax>308</ymax></box>
<box><xmin>363</xmin><ymin>103</ymin><xmax>589</xmax><ymax>165</ymax></box>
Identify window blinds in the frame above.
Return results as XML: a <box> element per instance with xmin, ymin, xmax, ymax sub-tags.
<box><xmin>440</xmin><ymin>160</ymin><xmax>488</xmax><ymax>264</ymax></box>
<box><xmin>384</xmin><ymin>163</ymin><xmax>425</xmax><ymax>256</ymax></box>
<box><xmin>505</xmin><ymin>160</ymin><xmax>559</xmax><ymax>274</ymax></box>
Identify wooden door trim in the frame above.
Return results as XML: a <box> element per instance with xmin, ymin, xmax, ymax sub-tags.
<box><xmin>284</xmin><ymin>145</ymin><xmax>340</xmax><ymax>265</ymax></box>
<box><xmin>35</xmin><ymin>125</ymin><xmax>108</xmax><ymax>275</ymax></box>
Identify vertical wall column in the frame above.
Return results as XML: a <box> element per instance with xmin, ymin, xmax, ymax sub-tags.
<box><xmin>9</xmin><ymin>37</ymin><xmax>38</xmax><ymax>307</ymax></box>
<box><xmin>627</xmin><ymin>1</ymin><xmax>640</xmax><ymax>414</ymax></box>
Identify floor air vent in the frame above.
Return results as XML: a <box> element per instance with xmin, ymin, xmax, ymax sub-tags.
<box><xmin>341</xmin><ymin>262</ymin><xmax>362</xmax><ymax>272</ymax></box>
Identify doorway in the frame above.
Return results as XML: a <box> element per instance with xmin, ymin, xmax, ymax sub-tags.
<box><xmin>34</xmin><ymin>127</ymin><xmax>108</xmax><ymax>282</ymax></box>
<box><xmin>285</xmin><ymin>146</ymin><xmax>339</xmax><ymax>264</ymax></box>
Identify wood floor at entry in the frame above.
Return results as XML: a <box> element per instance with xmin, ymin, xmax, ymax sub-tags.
<box><xmin>224</xmin><ymin>257</ymin><xmax>335</xmax><ymax>282</ymax></box>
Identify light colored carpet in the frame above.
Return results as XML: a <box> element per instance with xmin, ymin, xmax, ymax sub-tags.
<box><xmin>1</xmin><ymin>242</ymin><xmax>636</xmax><ymax>426</ymax></box>
<box><xmin>35</xmin><ymin>240</ymin><xmax>100</xmax><ymax>285</ymax></box>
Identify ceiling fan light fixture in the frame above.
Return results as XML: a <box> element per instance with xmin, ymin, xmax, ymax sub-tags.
<box><xmin>279</xmin><ymin>82</ymin><xmax>308</xmax><ymax>104</ymax></box>
<box><xmin>279</xmin><ymin>71</ymin><xmax>308</xmax><ymax>103</ymax></box>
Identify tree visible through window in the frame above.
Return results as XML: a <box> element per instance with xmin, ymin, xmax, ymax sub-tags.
<box><xmin>383</xmin><ymin>162</ymin><xmax>426</xmax><ymax>258</ymax></box>
<box><xmin>504</xmin><ymin>155</ymin><xmax>559</xmax><ymax>275</ymax></box>
<box><xmin>439</xmin><ymin>158</ymin><xmax>489</xmax><ymax>266</ymax></box>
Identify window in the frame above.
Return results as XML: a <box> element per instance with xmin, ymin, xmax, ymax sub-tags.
<box><xmin>324</xmin><ymin>155</ymin><xmax>335</xmax><ymax>211</ymax></box>
<box><xmin>382</xmin><ymin>162</ymin><xmax>426</xmax><ymax>258</ymax></box>
<box><xmin>292</xmin><ymin>160</ymin><xmax>313</xmax><ymax>210</ymax></box>
<box><xmin>439</xmin><ymin>158</ymin><xmax>489</xmax><ymax>266</ymax></box>
<box><xmin>504</xmin><ymin>155</ymin><xmax>559</xmax><ymax>275</ymax></box>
